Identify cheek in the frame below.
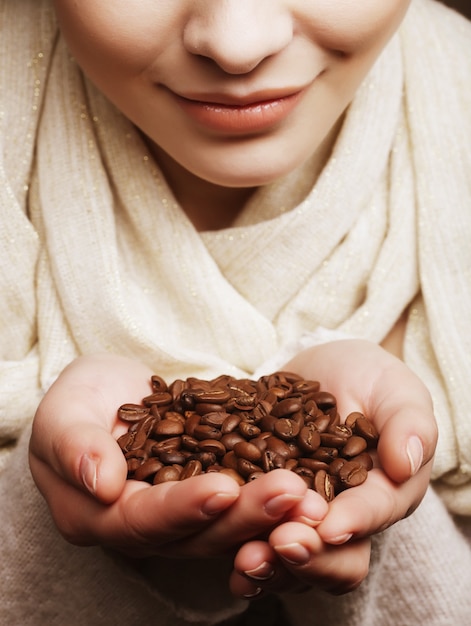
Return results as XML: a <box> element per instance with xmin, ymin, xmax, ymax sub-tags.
<box><xmin>301</xmin><ymin>0</ymin><xmax>411</xmax><ymax>55</ymax></box>
<box><xmin>52</xmin><ymin>1</ymin><xmax>167</xmax><ymax>81</ymax></box>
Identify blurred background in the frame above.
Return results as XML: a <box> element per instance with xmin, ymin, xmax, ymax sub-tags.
<box><xmin>442</xmin><ymin>0</ymin><xmax>471</xmax><ymax>18</ymax></box>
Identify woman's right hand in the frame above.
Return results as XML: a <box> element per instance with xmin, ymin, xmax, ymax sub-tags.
<box><xmin>29</xmin><ymin>354</ymin><xmax>324</xmax><ymax>558</ymax></box>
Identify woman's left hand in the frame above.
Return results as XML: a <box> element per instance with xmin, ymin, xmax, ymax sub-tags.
<box><xmin>229</xmin><ymin>339</ymin><xmax>437</xmax><ymax>598</ymax></box>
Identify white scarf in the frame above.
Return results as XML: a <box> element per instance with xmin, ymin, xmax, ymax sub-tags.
<box><xmin>1</xmin><ymin>0</ymin><xmax>470</xmax><ymax>514</ymax></box>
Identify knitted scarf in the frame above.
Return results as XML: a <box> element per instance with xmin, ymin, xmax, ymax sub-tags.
<box><xmin>1</xmin><ymin>0</ymin><xmax>470</xmax><ymax>515</ymax></box>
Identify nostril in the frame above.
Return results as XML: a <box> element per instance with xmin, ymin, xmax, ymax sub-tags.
<box><xmin>182</xmin><ymin>9</ymin><xmax>293</xmax><ymax>75</ymax></box>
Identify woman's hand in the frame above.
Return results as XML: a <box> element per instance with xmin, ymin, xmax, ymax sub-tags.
<box><xmin>29</xmin><ymin>354</ymin><xmax>324</xmax><ymax>558</ymax></box>
<box><xmin>229</xmin><ymin>339</ymin><xmax>437</xmax><ymax>598</ymax></box>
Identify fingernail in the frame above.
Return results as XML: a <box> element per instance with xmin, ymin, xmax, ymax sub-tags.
<box><xmin>326</xmin><ymin>533</ymin><xmax>353</xmax><ymax>545</ymax></box>
<box><xmin>407</xmin><ymin>436</ymin><xmax>424</xmax><ymax>476</ymax></box>
<box><xmin>274</xmin><ymin>542</ymin><xmax>310</xmax><ymax>566</ymax></box>
<box><xmin>80</xmin><ymin>454</ymin><xmax>97</xmax><ymax>495</ymax></box>
<box><xmin>264</xmin><ymin>493</ymin><xmax>303</xmax><ymax>517</ymax></box>
<box><xmin>243</xmin><ymin>587</ymin><xmax>262</xmax><ymax>599</ymax></box>
<box><xmin>202</xmin><ymin>492</ymin><xmax>238</xmax><ymax>516</ymax></box>
<box><xmin>244</xmin><ymin>562</ymin><xmax>275</xmax><ymax>581</ymax></box>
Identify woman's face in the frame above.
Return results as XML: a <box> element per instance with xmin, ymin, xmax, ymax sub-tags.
<box><xmin>52</xmin><ymin>0</ymin><xmax>411</xmax><ymax>189</ymax></box>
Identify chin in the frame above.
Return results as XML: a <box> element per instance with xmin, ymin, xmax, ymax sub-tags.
<box><xmin>188</xmin><ymin>150</ymin><xmax>308</xmax><ymax>189</ymax></box>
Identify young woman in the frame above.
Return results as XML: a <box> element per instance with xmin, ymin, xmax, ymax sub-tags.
<box><xmin>1</xmin><ymin>1</ymin><xmax>470</xmax><ymax>624</ymax></box>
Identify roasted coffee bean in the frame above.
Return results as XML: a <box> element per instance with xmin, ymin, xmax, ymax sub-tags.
<box><xmin>151</xmin><ymin>436</ymin><xmax>181</xmax><ymax>453</ymax></box>
<box><xmin>117</xmin><ymin>370</ymin><xmax>379</xmax><ymax>501</ymax></box>
<box><xmin>179</xmin><ymin>459</ymin><xmax>203</xmax><ymax>480</ymax></box>
<box><xmin>127</xmin><ymin>458</ymin><xmax>142</xmax><ymax>474</ymax></box>
<box><xmin>265</xmin><ymin>436</ymin><xmax>292</xmax><ymax>459</ymax></box>
<box><xmin>118</xmin><ymin>404</ymin><xmax>151</xmax><ymax>422</ymax></box>
<box><xmin>311</xmin><ymin>391</ymin><xmax>336</xmax><ymax>411</ymax></box>
<box><xmin>164</xmin><ymin>411</ymin><xmax>186</xmax><ymax>425</ymax></box>
<box><xmin>153</xmin><ymin>419</ymin><xmax>184</xmax><ymax>437</ymax></box>
<box><xmin>298</xmin><ymin>458</ymin><xmax>330</xmax><ymax>472</ymax></box>
<box><xmin>142</xmin><ymin>391</ymin><xmax>173</xmax><ymax>407</ymax></box>
<box><xmin>129</xmin><ymin>428</ymin><xmax>149</xmax><ymax>452</ymax></box>
<box><xmin>271</xmin><ymin>397</ymin><xmax>303</xmax><ymax>418</ymax></box>
<box><xmin>134</xmin><ymin>458</ymin><xmax>164</xmax><ymax>482</ymax></box>
<box><xmin>351</xmin><ymin>452</ymin><xmax>374</xmax><ymax>471</ymax></box>
<box><xmin>158</xmin><ymin>450</ymin><xmax>187</xmax><ymax>465</ymax></box>
<box><xmin>195</xmin><ymin>403</ymin><xmax>228</xmax><ymax>416</ymax></box>
<box><xmin>342</xmin><ymin>435</ymin><xmax>368</xmax><ymax>458</ymax></box>
<box><xmin>183</xmin><ymin>412</ymin><xmax>201</xmax><ymax>436</ymax></box>
<box><xmin>189</xmin><ymin>452</ymin><xmax>217</xmax><ymax>468</ymax></box>
<box><xmin>117</xmin><ymin>431</ymin><xmax>135</xmax><ymax>452</ymax></box>
<box><xmin>312</xmin><ymin>446</ymin><xmax>338</xmax><ymax>462</ymax></box>
<box><xmin>180</xmin><ymin>434</ymin><xmax>200</xmax><ymax>451</ymax></box>
<box><xmin>298</xmin><ymin>424</ymin><xmax>321</xmax><ymax>453</ymax></box>
<box><xmin>339</xmin><ymin>461</ymin><xmax>368</xmax><ymax>487</ymax></box>
<box><xmin>251</xmin><ymin>436</ymin><xmax>268</xmax><ymax>454</ymax></box>
<box><xmin>345</xmin><ymin>411</ymin><xmax>364</xmax><ymax>428</ymax></box>
<box><xmin>125</xmin><ymin>448</ymin><xmax>147</xmax><ymax>462</ymax></box>
<box><xmin>221</xmin><ymin>432</ymin><xmax>246</xmax><ymax>450</ymax></box>
<box><xmin>221</xmin><ymin>414</ymin><xmax>241</xmax><ymax>434</ymax></box>
<box><xmin>238</xmin><ymin>421</ymin><xmax>261</xmax><ymax>438</ymax></box>
<box><xmin>193</xmin><ymin>424</ymin><xmax>222</xmax><ymax>441</ymax></box>
<box><xmin>237</xmin><ymin>458</ymin><xmax>262</xmax><ymax>478</ymax></box>
<box><xmin>274</xmin><ymin>418</ymin><xmax>301</xmax><ymax>441</ymax></box>
<box><xmin>198</xmin><ymin>439</ymin><xmax>226</xmax><ymax>457</ymax></box>
<box><xmin>201</xmin><ymin>411</ymin><xmax>230</xmax><ymax>427</ymax></box>
<box><xmin>314</xmin><ymin>469</ymin><xmax>335</xmax><ymax>502</ymax></box>
<box><xmin>222</xmin><ymin>451</ymin><xmax>238</xmax><ymax>471</ymax></box>
<box><xmin>153</xmin><ymin>465</ymin><xmax>182</xmax><ymax>484</ymax></box>
<box><xmin>353</xmin><ymin>416</ymin><xmax>379</xmax><ymax>446</ymax></box>
<box><xmin>292</xmin><ymin>379</ymin><xmax>320</xmax><ymax>394</ymax></box>
<box><xmin>191</xmin><ymin>388</ymin><xmax>232</xmax><ymax>404</ymax></box>
<box><xmin>328</xmin><ymin>457</ymin><xmax>347</xmax><ymax>476</ymax></box>
<box><xmin>261</xmin><ymin>450</ymin><xmax>285</xmax><ymax>472</ymax></box>
<box><xmin>285</xmin><ymin>458</ymin><xmax>299</xmax><ymax>471</ymax></box>
<box><xmin>233</xmin><ymin>441</ymin><xmax>263</xmax><ymax>463</ymax></box>
<box><xmin>151</xmin><ymin>374</ymin><xmax>168</xmax><ymax>392</ymax></box>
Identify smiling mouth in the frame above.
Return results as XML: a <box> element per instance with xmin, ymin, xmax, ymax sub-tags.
<box><xmin>172</xmin><ymin>90</ymin><xmax>305</xmax><ymax>134</ymax></box>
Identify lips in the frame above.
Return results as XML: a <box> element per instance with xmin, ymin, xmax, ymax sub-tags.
<box><xmin>172</xmin><ymin>89</ymin><xmax>305</xmax><ymax>134</ymax></box>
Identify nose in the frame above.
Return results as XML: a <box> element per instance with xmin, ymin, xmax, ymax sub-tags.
<box><xmin>183</xmin><ymin>1</ymin><xmax>293</xmax><ymax>74</ymax></box>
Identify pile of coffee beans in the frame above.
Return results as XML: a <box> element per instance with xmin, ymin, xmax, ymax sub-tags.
<box><xmin>117</xmin><ymin>371</ymin><xmax>378</xmax><ymax>501</ymax></box>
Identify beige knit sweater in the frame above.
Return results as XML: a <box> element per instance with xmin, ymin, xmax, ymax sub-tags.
<box><xmin>1</xmin><ymin>0</ymin><xmax>471</xmax><ymax>624</ymax></box>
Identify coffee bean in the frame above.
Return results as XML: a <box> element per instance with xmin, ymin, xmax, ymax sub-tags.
<box><xmin>353</xmin><ymin>416</ymin><xmax>379</xmax><ymax>446</ymax></box>
<box><xmin>314</xmin><ymin>469</ymin><xmax>335</xmax><ymax>502</ymax></box>
<box><xmin>118</xmin><ymin>404</ymin><xmax>151</xmax><ymax>422</ymax></box>
<box><xmin>297</xmin><ymin>424</ymin><xmax>321</xmax><ymax>453</ymax></box>
<box><xmin>342</xmin><ymin>435</ymin><xmax>368</xmax><ymax>458</ymax></box>
<box><xmin>153</xmin><ymin>465</ymin><xmax>182</xmax><ymax>484</ymax></box>
<box><xmin>153</xmin><ymin>419</ymin><xmax>184</xmax><ymax>437</ymax></box>
<box><xmin>179</xmin><ymin>459</ymin><xmax>203</xmax><ymax>480</ymax></box>
<box><xmin>117</xmin><ymin>370</ymin><xmax>379</xmax><ymax>501</ymax></box>
<box><xmin>134</xmin><ymin>458</ymin><xmax>164</xmax><ymax>482</ymax></box>
<box><xmin>339</xmin><ymin>461</ymin><xmax>368</xmax><ymax>487</ymax></box>
<box><xmin>233</xmin><ymin>441</ymin><xmax>263</xmax><ymax>463</ymax></box>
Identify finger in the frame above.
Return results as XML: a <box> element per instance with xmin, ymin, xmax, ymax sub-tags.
<box><xmin>231</xmin><ymin>540</ymin><xmax>309</xmax><ymax>598</ymax></box>
<box><xmin>30</xmin><ymin>354</ymin><xmax>154</xmax><ymax>502</ymax></box>
<box><xmin>29</xmin><ymin>423</ymin><xmax>129</xmax><ymax>504</ymax></box>
<box><xmin>285</xmin><ymin>339</ymin><xmax>438</xmax><ymax>483</ymax></box>
<box><xmin>30</xmin><ymin>459</ymin><xmax>240</xmax><ymax>554</ymax></box>
<box><xmin>230</xmin><ymin>541</ymin><xmax>276</xmax><ymax>599</ymax></box>
<box><xmin>192</xmin><ymin>470</ymin><xmax>309</xmax><ymax>553</ymax></box>
<box><xmin>372</xmin><ymin>376</ymin><xmax>437</xmax><ymax>483</ymax></box>
<box><xmin>316</xmin><ymin>462</ymin><xmax>432</xmax><ymax>545</ymax></box>
<box><xmin>270</xmin><ymin>522</ymin><xmax>371</xmax><ymax>595</ymax></box>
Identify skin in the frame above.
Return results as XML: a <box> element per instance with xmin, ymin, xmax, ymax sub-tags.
<box><xmin>29</xmin><ymin>0</ymin><xmax>438</xmax><ymax>602</ymax></box>
<box><xmin>52</xmin><ymin>0</ymin><xmax>412</xmax><ymax>229</ymax></box>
